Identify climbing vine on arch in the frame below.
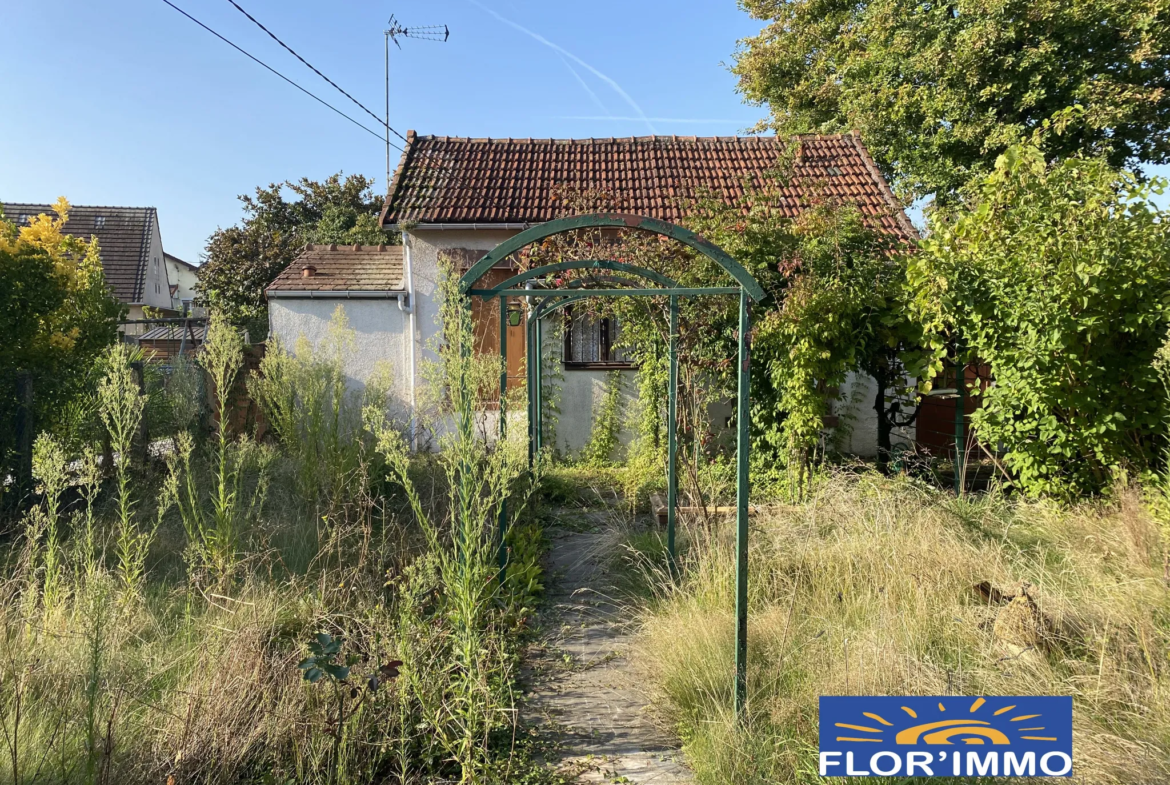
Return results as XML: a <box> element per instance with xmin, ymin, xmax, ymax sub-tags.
<box><xmin>516</xmin><ymin>179</ymin><xmax>918</xmax><ymax>495</ymax></box>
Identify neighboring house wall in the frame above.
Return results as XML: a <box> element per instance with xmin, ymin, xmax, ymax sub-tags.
<box><xmin>166</xmin><ymin>254</ymin><xmax>200</xmax><ymax>311</ymax></box>
<box><xmin>141</xmin><ymin>215</ymin><xmax>173</xmax><ymax>311</ymax></box>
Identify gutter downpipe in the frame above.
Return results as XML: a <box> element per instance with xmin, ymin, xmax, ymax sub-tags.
<box><xmin>401</xmin><ymin>232</ymin><xmax>418</xmax><ymax>451</ymax></box>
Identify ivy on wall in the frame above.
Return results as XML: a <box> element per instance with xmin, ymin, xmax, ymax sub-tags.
<box><xmin>580</xmin><ymin>370</ymin><xmax>625</xmax><ymax>467</ymax></box>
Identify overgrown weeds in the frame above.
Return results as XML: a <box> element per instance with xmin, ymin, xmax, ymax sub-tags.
<box><xmin>0</xmin><ymin>267</ymin><xmax>547</xmax><ymax>784</ymax></box>
<box><xmin>633</xmin><ymin>472</ymin><xmax>1170</xmax><ymax>784</ymax></box>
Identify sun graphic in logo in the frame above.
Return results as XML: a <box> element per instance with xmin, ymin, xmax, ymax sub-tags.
<box><xmin>835</xmin><ymin>698</ymin><xmax>1059</xmax><ymax>746</ymax></box>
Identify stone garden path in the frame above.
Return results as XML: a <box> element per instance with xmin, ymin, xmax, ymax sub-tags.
<box><xmin>521</xmin><ymin>509</ymin><xmax>693</xmax><ymax>784</ymax></box>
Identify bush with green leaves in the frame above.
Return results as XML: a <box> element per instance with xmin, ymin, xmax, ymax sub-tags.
<box><xmin>0</xmin><ymin>200</ymin><xmax>122</xmax><ymax>507</ymax></box>
<box><xmin>909</xmin><ymin>143</ymin><xmax>1170</xmax><ymax>497</ymax></box>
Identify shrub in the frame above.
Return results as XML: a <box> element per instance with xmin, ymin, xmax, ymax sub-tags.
<box><xmin>910</xmin><ymin>144</ymin><xmax>1170</xmax><ymax>497</ymax></box>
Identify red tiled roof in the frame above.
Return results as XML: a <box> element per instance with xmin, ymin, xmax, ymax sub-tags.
<box><xmin>379</xmin><ymin>132</ymin><xmax>916</xmax><ymax>239</ymax></box>
<box><xmin>267</xmin><ymin>244</ymin><xmax>404</xmax><ymax>293</ymax></box>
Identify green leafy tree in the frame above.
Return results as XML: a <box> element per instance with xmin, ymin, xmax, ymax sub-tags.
<box><xmin>0</xmin><ymin>200</ymin><xmax>123</xmax><ymax>503</ymax></box>
<box><xmin>908</xmin><ymin>143</ymin><xmax>1170</xmax><ymax>497</ymax></box>
<box><xmin>196</xmin><ymin>173</ymin><xmax>390</xmax><ymax>332</ymax></box>
<box><xmin>734</xmin><ymin>0</ymin><xmax>1170</xmax><ymax>201</ymax></box>
<box><xmin>685</xmin><ymin>192</ymin><xmax>916</xmax><ymax>486</ymax></box>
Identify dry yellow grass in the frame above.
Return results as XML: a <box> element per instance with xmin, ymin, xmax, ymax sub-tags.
<box><xmin>635</xmin><ymin>473</ymin><xmax>1170</xmax><ymax>784</ymax></box>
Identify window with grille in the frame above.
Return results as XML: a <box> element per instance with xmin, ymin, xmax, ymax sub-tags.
<box><xmin>563</xmin><ymin>307</ymin><xmax>633</xmax><ymax>369</ymax></box>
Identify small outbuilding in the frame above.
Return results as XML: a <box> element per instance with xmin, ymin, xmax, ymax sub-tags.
<box><xmin>266</xmin><ymin>243</ymin><xmax>414</xmax><ymax>415</ymax></box>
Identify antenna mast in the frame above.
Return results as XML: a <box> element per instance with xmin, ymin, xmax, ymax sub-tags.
<box><xmin>385</xmin><ymin>14</ymin><xmax>449</xmax><ymax>195</ymax></box>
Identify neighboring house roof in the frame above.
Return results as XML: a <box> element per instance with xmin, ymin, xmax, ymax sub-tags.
<box><xmin>1</xmin><ymin>202</ymin><xmax>159</xmax><ymax>303</ymax></box>
<box><xmin>165</xmin><ymin>252</ymin><xmax>198</xmax><ymax>272</ymax></box>
<box><xmin>267</xmin><ymin>244</ymin><xmax>405</xmax><ymax>295</ymax></box>
<box><xmin>380</xmin><ymin>131</ymin><xmax>917</xmax><ymax>239</ymax></box>
<box><xmin>139</xmin><ymin>322</ymin><xmax>207</xmax><ymax>341</ymax></box>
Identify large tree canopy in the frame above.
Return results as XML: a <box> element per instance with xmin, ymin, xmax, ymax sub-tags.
<box><xmin>197</xmin><ymin>173</ymin><xmax>389</xmax><ymax>331</ymax></box>
<box><xmin>734</xmin><ymin>0</ymin><xmax>1170</xmax><ymax>200</ymax></box>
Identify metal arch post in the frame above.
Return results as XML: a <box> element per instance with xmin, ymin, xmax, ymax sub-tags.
<box><xmin>667</xmin><ymin>295</ymin><xmax>679</xmax><ymax>572</ymax></box>
<box><xmin>535</xmin><ymin>313</ymin><xmax>544</xmax><ymax>461</ymax></box>
<box><xmin>527</xmin><ymin>305</ymin><xmax>536</xmax><ymax>470</ymax></box>
<box><xmin>479</xmin><ymin>259</ymin><xmax>678</xmax><ymax>295</ymax></box>
<box><xmin>734</xmin><ymin>289</ymin><xmax>752</xmax><ymax>717</ymax></box>
<box><xmin>498</xmin><ymin>294</ymin><xmax>509</xmax><ymax>580</ymax></box>
<box><xmin>457</xmin><ymin>214</ymin><xmax>766</xmax><ymax>301</ymax></box>
<box><xmin>955</xmin><ymin>358</ymin><xmax>966</xmax><ymax>496</ymax></box>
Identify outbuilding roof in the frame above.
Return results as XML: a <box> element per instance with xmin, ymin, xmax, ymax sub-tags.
<box><xmin>2</xmin><ymin>202</ymin><xmax>159</xmax><ymax>303</ymax></box>
<box><xmin>267</xmin><ymin>244</ymin><xmax>404</xmax><ymax>294</ymax></box>
<box><xmin>379</xmin><ymin>131</ymin><xmax>916</xmax><ymax>239</ymax></box>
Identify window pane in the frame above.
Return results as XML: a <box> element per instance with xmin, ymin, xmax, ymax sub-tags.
<box><xmin>569</xmin><ymin>311</ymin><xmax>601</xmax><ymax>363</ymax></box>
<box><xmin>608</xmin><ymin>318</ymin><xmax>630</xmax><ymax>363</ymax></box>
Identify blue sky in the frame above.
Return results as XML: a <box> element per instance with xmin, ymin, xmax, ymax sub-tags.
<box><xmin>0</xmin><ymin>0</ymin><xmax>764</xmax><ymax>263</ymax></box>
<box><xmin>3</xmin><ymin>1</ymin><xmax>1165</xmax><ymax>263</ymax></box>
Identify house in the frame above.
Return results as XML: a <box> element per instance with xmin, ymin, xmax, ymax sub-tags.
<box><xmin>166</xmin><ymin>252</ymin><xmax>201</xmax><ymax>315</ymax></box>
<box><xmin>267</xmin><ymin>132</ymin><xmax>919</xmax><ymax>456</ymax></box>
<box><xmin>267</xmin><ymin>242</ymin><xmax>412</xmax><ymax>418</ymax></box>
<box><xmin>1</xmin><ymin>203</ymin><xmax>176</xmax><ymax>323</ymax></box>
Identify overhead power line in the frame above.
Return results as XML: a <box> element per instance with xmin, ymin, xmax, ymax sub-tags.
<box><xmin>224</xmin><ymin>0</ymin><xmax>409</xmax><ymax>144</ymax></box>
<box><xmin>160</xmin><ymin>0</ymin><xmax>401</xmax><ymax>150</ymax></box>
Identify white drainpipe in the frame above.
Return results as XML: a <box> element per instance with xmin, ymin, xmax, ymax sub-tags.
<box><xmin>400</xmin><ymin>232</ymin><xmax>418</xmax><ymax>450</ymax></box>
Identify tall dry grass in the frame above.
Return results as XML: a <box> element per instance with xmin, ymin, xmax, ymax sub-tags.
<box><xmin>0</xmin><ymin>274</ymin><xmax>544</xmax><ymax>785</ymax></box>
<box><xmin>635</xmin><ymin>472</ymin><xmax>1170</xmax><ymax>784</ymax></box>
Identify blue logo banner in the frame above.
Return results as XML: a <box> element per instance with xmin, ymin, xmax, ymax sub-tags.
<box><xmin>818</xmin><ymin>696</ymin><xmax>1073</xmax><ymax>777</ymax></box>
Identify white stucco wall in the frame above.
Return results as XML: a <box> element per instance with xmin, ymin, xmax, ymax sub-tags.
<box><xmin>833</xmin><ymin>371</ymin><xmax>916</xmax><ymax>457</ymax></box>
<box><xmin>141</xmin><ymin>217</ymin><xmax>174</xmax><ymax>311</ymax></box>
<box><xmin>166</xmin><ymin>255</ymin><xmax>200</xmax><ymax>310</ymax></box>
<box><xmin>268</xmin><ymin>297</ymin><xmax>412</xmax><ymax>422</ymax></box>
<box><xmin>405</xmin><ymin>228</ymin><xmax>516</xmax><ymax>378</ymax></box>
<box><xmin>540</xmin><ymin>335</ymin><xmax>640</xmax><ymax>458</ymax></box>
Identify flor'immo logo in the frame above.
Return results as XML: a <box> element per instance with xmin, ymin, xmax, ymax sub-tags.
<box><xmin>819</xmin><ymin>696</ymin><xmax>1073</xmax><ymax>777</ymax></box>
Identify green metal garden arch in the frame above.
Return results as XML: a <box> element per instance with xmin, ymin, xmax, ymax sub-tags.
<box><xmin>459</xmin><ymin>213</ymin><xmax>764</xmax><ymax>714</ymax></box>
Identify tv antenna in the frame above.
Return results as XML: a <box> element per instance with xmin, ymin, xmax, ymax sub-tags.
<box><xmin>385</xmin><ymin>15</ymin><xmax>450</xmax><ymax>194</ymax></box>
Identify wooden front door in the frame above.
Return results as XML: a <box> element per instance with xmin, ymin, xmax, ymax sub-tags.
<box><xmin>471</xmin><ymin>269</ymin><xmax>527</xmax><ymax>393</ymax></box>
